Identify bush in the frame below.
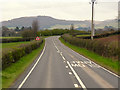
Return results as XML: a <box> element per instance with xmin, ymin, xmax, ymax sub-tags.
<box><xmin>77</xmin><ymin>30</ymin><xmax>120</xmax><ymax>39</ymax></box>
<box><xmin>62</xmin><ymin>34</ymin><xmax>119</xmax><ymax>59</ymax></box>
<box><xmin>2</xmin><ymin>39</ymin><xmax>43</xmax><ymax>69</ymax></box>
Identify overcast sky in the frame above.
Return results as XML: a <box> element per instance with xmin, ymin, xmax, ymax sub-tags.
<box><xmin>0</xmin><ymin>0</ymin><xmax>118</xmax><ymax>22</ymax></box>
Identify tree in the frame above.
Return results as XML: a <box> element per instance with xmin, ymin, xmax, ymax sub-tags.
<box><xmin>21</xmin><ymin>26</ymin><xmax>25</xmax><ymax>31</ymax></box>
<box><xmin>70</xmin><ymin>24</ymin><xmax>74</xmax><ymax>30</ymax></box>
<box><xmin>70</xmin><ymin>24</ymin><xmax>75</xmax><ymax>36</ymax></box>
<box><xmin>15</xmin><ymin>26</ymin><xmax>19</xmax><ymax>31</ymax></box>
<box><xmin>32</xmin><ymin>20</ymin><xmax>39</xmax><ymax>37</ymax></box>
<box><xmin>21</xmin><ymin>30</ymin><xmax>34</xmax><ymax>38</ymax></box>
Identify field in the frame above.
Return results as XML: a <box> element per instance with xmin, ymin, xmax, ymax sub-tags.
<box><xmin>1</xmin><ymin>41</ymin><xmax>31</xmax><ymax>49</ymax></box>
<box><xmin>0</xmin><ymin>37</ymin><xmax>22</xmax><ymax>39</ymax></box>
<box><xmin>95</xmin><ymin>35</ymin><xmax>119</xmax><ymax>48</ymax></box>
<box><xmin>76</xmin><ymin>34</ymin><xmax>90</xmax><ymax>37</ymax></box>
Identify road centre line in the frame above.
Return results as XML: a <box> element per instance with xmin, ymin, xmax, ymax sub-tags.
<box><xmin>53</xmin><ymin>39</ymin><xmax>86</xmax><ymax>89</ymax></box>
<box><xmin>17</xmin><ymin>44</ymin><xmax>46</xmax><ymax>89</ymax></box>
<box><xmin>53</xmin><ymin>39</ymin><xmax>65</xmax><ymax>60</ymax></box>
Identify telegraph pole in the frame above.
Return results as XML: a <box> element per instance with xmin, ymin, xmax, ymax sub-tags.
<box><xmin>90</xmin><ymin>0</ymin><xmax>96</xmax><ymax>40</ymax></box>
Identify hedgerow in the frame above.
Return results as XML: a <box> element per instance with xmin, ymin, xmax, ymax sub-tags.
<box><xmin>61</xmin><ymin>34</ymin><xmax>119</xmax><ymax>60</ymax></box>
<box><xmin>2</xmin><ymin>39</ymin><xmax>43</xmax><ymax>69</ymax></box>
<box><xmin>1</xmin><ymin>37</ymin><xmax>35</xmax><ymax>43</ymax></box>
<box><xmin>77</xmin><ymin>30</ymin><xmax>120</xmax><ymax>39</ymax></box>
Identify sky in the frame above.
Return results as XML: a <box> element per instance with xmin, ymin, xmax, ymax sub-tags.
<box><xmin>0</xmin><ymin>0</ymin><xmax>119</xmax><ymax>22</ymax></box>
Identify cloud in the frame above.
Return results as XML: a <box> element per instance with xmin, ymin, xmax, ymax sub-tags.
<box><xmin>0</xmin><ymin>0</ymin><xmax>118</xmax><ymax>21</ymax></box>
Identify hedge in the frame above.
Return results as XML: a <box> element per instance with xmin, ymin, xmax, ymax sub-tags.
<box><xmin>0</xmin><ymin>37</ymin><xmax>35</xmax><ymax>43</ymax></box>
<box><xmin>77</xmin><ymin>30</ymin><xmax>120</xmax><ymax>39</ymax></box>
<box><xmin>2</xmin><ymin>39</ymin><xmax>43</xmax><ymax>69</ymax></box>
<box><xmin>62</xmin><ymin>34</ymin><xmax>119</xmax><ymax>60</ymax></box>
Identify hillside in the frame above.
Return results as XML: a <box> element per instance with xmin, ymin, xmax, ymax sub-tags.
<box><xmin>1</xmin><ymin>16</ymin><xmax>117</xmax><ymax>30</ymax></box>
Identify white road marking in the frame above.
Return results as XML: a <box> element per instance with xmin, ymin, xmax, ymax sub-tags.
<box><xmin>53</xmin><ymin>39</ymin><xmax>66</xmax><ymax>61</ymax></box>
<box><xmin>67</xmin><ymin>61</ymin><xmax>87</xmax><ymax>90</ymax></box>
<box><xmin>17</xmin><ymin>44</ymin><xmax>46</xmax><ymax>89</ymax></box>
<box><xmin>52</xmin><ymin>40</ymin><xmax>59</xmax><ymax>51</ymax></box>
<box><xmin>74</xmin><ymin>84</ymin><xmax>79</xmax><ymax>88</ymax></box>
<box><xmin>66</xmin><ymin>66</ymin><xmax>68</xmax><ymax>68</ymax></box>
<box><xmin>69</xmin><ymin>72</ymin><xmax>72</xmax><ymax>75</ymax></box>
<box><xmin>61</xmin><ymin>54</ymin><xmax>66</xmax><ymax>60</ymax></box>
<box><xmin>53</xmin><ymin>39</ymin><xmax>87</xmax><ymax>89</ymax></box>
<box><xmin>69</xmin><ymin>49</ymin><xmax>120</xmax><ymax>78</ymax></box>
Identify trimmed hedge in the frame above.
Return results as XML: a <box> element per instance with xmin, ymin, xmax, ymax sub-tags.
<box><xmin>2</xmin><ymin>39</ymin><xmax>43</xmax><ymax>69</ymax></box>
<box><xmin>1</xmin><ymin>37</ymin><xmax>35</xmax><ymax>43</ymax></box>
<box><xmin>77</xmin><ymin>30</ymin><xmax>120</xmax><ymax>39</ymax></box>
<box><xmin>62</xmin><ymin>34</ymin><xmax>119</xmax><ymax>59</ymax></box>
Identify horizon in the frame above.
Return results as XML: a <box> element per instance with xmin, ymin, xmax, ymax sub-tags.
<box><xmin>0</xmin><ymin>15</ymin><xmax>117</xmax><ymax>22</ymax></box>
<box><xmin>0</xmin><ymin>0</ymin><xmax>118</xmax><ymax>22</ymax></box>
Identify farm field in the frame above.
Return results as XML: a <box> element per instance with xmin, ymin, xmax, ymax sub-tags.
<box><xmin>95</xmin><ymin>35</ymin><xmax>119</xmax><ymax>42</ymax></box>
<box><xmin>95</xmin><ymin>35</ymin><xmax>119</xmax><ymax>48</ymax></box>
<box><xmin>1</xmin><ymin>41</ymin><xmax>31</xmax><ymax>49</ymax></box>
<box><xmin>76</xmin><ymin>34</ymin><xmax>90</xmax><ymax>37</ymax></box>
<box><xmin>0</xmin><ymin>37</ymin><xmax>22</xmax><ymax>39</ymax></box>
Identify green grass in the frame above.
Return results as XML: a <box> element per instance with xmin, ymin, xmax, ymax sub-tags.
<box><xmin>2</xmin><ymin>40</ymin><xmax>45</xmax><ymax>88</ymax></box>
<box><xmin>0</xmin><ymin>37</ymin><xmax>22</xmax><ymax>39</ymax></box>
<box><xmin>59</xmin><ymin>37</ymin><xmax>119</xmax><ymax>75</ymax></box>
<box><xmin>1</xmin><ymin>41</ymin><xmax>31</xmax><ymax>49</ymax></box>
<box><xmin>76</xmin><ymin>34</ymin><xmax>90</xmax><ymax>37</ymax></box>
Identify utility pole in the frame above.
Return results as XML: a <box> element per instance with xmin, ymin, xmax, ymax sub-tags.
<box><xmin>90</xmin><ymin>0</ymin><xmax>96</xmax><ymax>40</ymax></box>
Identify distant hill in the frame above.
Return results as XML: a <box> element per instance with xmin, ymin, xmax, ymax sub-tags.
<box><xmin>1</xmin><ymin>16</ymin><xmax>117</xmax><ymax>30</ymax></box>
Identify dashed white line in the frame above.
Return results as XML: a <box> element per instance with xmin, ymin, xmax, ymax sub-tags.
<box><xmin>61</xmin><ymin>54</ymin><xmax>66</xmax><ymax>60</ymax></box>
<box><xmin>69</xmin><ymin>72</ymin><xmax>72</xmax><ymax>75</ymax></box>
<box><xmin>17</xmin><ymin>44</ymin><xmax>46</xmax><ymax>89</ymax></box>
<box><xmin>74</xmin><ymin>84</ymin><xmax>79</xmax><ymax>88</ymax></box>
<box><xmin>53</xmin><ymin>39</ymin><xmax>87</xmax><ymax>89</ymax></box>
<box><xmin>66</xmin><ymin>66</ymin><xmax>68</xmax><ymax>68</ymax></box>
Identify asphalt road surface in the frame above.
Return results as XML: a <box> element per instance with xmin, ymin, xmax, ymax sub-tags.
<box><xmin>12</xmin><ymin>36</ymin><xmax>119</xmax><ymax>89</ymax></box>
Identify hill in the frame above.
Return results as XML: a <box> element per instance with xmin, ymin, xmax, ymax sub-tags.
<box><xmin>1</xmin><ymin>16</ymin><xmax>117</xmax><ymax>30</ymax></box>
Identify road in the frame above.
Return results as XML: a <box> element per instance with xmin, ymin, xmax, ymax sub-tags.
<box><xmin>12</xmin><ymin>36</ymin><xmax>119</xmax><ymax>89</ymax></box>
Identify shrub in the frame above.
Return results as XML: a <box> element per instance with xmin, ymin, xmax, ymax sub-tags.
<box><xmin>77</xmin><ymin>30</ymin><xmax>120</xmax><ymax>39</ymax></box>
<box><xmin>2</xmin><ymin>39</ymin><xmax>43</xmax><ymax>69</ymax></box>
<box><xmin>62</xmin><ymin>34</ymin><xmax>119</xmax><ymax>60</ymax></box>
<box><xmin>1</xmin><ymin>37</ymin><xmax>35</xmax><ymax>43</ymax></box>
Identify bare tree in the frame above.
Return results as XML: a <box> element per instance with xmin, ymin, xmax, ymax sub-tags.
<box><xmin>70</xmin><ymin>24</ymin><xmax>74</xmax><ymax>30</ymax></box>
<box><xmin>32</xmin><ymin>20</ymin><xmax>39</xmax><ymax>37</ymax></box>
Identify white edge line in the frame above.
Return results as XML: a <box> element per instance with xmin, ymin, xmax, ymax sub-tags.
<box><xmin>17</xmin><ymin>43</ymin><xmax>46</xmax><ymax>89</ymax></box>
<box><xmin>67</xmin><ymin>61</ymin><xmax>87</xmax><ymax>90</ymax></box>
<box><xmin>70</xmin><ymin>49</ymin><xmax>120</xmax><ymax>78</ymax></box>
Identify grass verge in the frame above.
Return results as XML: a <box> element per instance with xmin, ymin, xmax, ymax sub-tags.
<box><xmin>2</xmin><ymin>40</ymin><xmax>45</xmax><ymax>88</ymax></box>
<box><xmin>59</xmin><ymin>37</ymin><xmax>119</xmax><ymax>75</ymax></box>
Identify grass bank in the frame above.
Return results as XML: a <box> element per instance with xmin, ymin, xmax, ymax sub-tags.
<box><xmin>59</xmin><ymin>37</ymin><xmax>119</xmax><ymax>75</ymax></box>
<box><xmin>2</xmin><ymin>40</ymin><xmax>45</xmax><ymax>88</ymax></box>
